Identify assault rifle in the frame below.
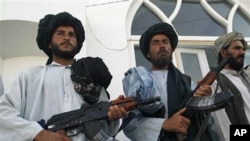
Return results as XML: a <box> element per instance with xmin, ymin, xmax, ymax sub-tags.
<box><xmin>46</xmin><ymin>96</ymin><xmax>160</xmax><ymax>140</ymax></box>
<box><xmin>177</xmin><ymin>56</ymin><xmax>234</xmax><ymax>141</ymax></box>
<box><xmin>184</xmin><ymin>56</ymin><xmax>234</xmax><ymax>112</ymax></box>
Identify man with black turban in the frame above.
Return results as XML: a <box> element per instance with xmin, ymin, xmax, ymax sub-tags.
<box><xmin>0</xmin><ymin>12</ymin><xmax>127</xmax><ymax>141</ymax></box>
<box><xmin>211</xmin><ymin>32</ymin><xmax>249</xmax><ymax>141</ymax></box>
<box><xmin>36</xmin><ymin>11</ymin><xmax>85</xmax><ymax>65</ymax></box>
<box><xmin>122</xmin><ymin>22</ymin><xmax>218</xmax><ymax>141</ymax></box>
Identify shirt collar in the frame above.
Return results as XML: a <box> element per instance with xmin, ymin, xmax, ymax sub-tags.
<box><xmin>221</xmin><ymin>69</ymin><xmax>239</xmax><ymax>76</ymax></box>
<box><xmin>50</xmin><ymin>61</ymin><xmax>72</xmax><ymax>67</ymax></box>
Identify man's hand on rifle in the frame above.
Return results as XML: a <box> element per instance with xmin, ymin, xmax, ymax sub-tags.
<box><xmin>193</xmin><ymin>84</ymin><xmax>212</xmax><ymax>97</ymax></box>
<box><xmin>34</xmin><ymin>129</ymin><xmax>71</xmax><ymax>141</ymax></box>
<box><xmin>161</xmin><ymin>108</ymin><xmax>190</xmax><ymax>134</ymax></box>
<box><xmin>159</xmin><ymin>84</ymin><xmax>211</xmax><ymax>135</ymax></box>
<box><xmin>108</xmin><ymin>95</ymin><xmax>128</xmax><ymax>121</ymax></box>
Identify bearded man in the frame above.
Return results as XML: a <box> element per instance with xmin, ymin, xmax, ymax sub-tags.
<box><xmin>0</xmin><ymin>12</ymin><xmax>127</xmax><ymax>141</ymax></box>
<box><xmin>211</xmin><ymin>32</ymin><xmax>250</xmax><ymax>141</ymax></box>
<box><xmin>121</xmin><ymin>22</ymin><xmax>218</xmax><ymax>141</ymax></box>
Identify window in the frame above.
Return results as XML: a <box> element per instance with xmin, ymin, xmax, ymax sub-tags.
<box><xmin>129</xmin><ymin>0</ymin><xmax>250</xmax><ymax>81</ymax></box>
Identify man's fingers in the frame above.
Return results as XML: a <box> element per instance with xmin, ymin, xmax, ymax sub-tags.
<box><xmin>108</xmin><ymin>105</ymin><xmax>128</xmax><ymax>121</ymax></box>
<box><xmin>175</xmin><ymin>108</ymin><xmax>186</xmax><ymax>116</ymax></box>
<box><xmin>194</xmin><ymin>85</ymin><xmax>212</xmax><ymax>96</ymax></box>
<box><xmin>55</xmin><ymin>130</ymin><xmax>67</xmax><ymax>135</ymax></box>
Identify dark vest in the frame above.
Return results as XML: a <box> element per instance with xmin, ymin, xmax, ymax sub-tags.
<box><xmin>217</xmin><ymin>73</ymin><xmax>249</xmax><ymax>124</ymax></box>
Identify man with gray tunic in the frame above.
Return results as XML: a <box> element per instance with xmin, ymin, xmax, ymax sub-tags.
<box><xmin>0</xmin><ymin>12</ymin><xmax>127</xmax><ymax>141</ymax></box>
<box><xmin>211</xmin><ymin>32</ymin><xmax>250</xmax><ymax>141</ymax></box>
<box><xmin>122</xmin><ymin>22</ymin><xmax>218</xmax><ymax>141</ymax></box>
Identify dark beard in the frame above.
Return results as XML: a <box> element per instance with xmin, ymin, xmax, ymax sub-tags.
<box><xmin>151</xmin><ymin>54</ymin><xmax>172</xmax><ymax>69</ymax></box>
<box><xmin>50</xmin><ymin>42</ymin><xmax>78</xmax><ymax>59</ymax></box>
<box><xmin>227</xmin><ymin>53</ymin><xmax>244</xmax><ymax>71</ymax></box>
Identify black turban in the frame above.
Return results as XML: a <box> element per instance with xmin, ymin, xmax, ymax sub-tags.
<box><xmin>71</xmin><ymin>57</ymin><xmax>112</xmax><ymax>104</ymax></box>
<box><xmin>36</xmin><ymin>12</ymin><xmax>85</xmax><ymax>59</ymax></box>
<box><xmin>140</xmin><ymin>22</ymin><xmax>178</xmax><ymax>61</ymax></box>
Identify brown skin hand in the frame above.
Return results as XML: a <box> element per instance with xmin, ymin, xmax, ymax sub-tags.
<box><xmin>34</xmin><ymin>129</ymin><xmax>71</xmax><ymax>141</ymax></box>
<box><xmin>162</xmin><ymin>108</ymin><xmax>190</xmax><ymax>134</ymax></box>
<box><xmin>108</xmin><ymin>95</ymin><xmax>128</xmax><ymax>121</ymax></box>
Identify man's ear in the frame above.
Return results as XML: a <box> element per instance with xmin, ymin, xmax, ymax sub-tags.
<box><xmin>220</xmin><ymin>48</ymin><xmax>227</xmax><ymax>57</ymax></box>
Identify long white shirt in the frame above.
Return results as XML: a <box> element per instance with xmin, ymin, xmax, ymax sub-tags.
<box><xmin>0</xmin><ymin>62</ymin><xmax>119</xmax><ymax>141</ymax></box>
<box><xmin>212</xmin><ymin>69</ymin><xmax>250</xmax><ymax>141</ymax></box>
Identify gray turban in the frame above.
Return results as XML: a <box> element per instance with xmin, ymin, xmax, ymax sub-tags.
<box><xmin>36</xmin><ymin>12</ymin><xmax>85</xmax><ymax>58</ymax></box>
<box><xmin>214</xmin><ymin>32</ymin><xmax>247</xmax><ymax>55</ymax></box>
<box><xmin>140</xmin><ymin>22</ymin><xmax>178</xmax><ymax>61</ymax></box>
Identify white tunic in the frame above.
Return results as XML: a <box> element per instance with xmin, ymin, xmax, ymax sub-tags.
<box><xmin>212</xmin><ymin>69</ymin><xmax>250</xmax><ymax>141</ymax></box>
<box><xmin>0</xmin><ymin>62</ymin><xmax>119</xmax><ymax>141</ymax></box>
<box><xmin>152</xmin><ymin>70</ymin><xmax>169</xmax><ymax>118</ymax></box>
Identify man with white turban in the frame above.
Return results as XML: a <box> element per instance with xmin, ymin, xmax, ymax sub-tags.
<box><xmin>211</xmin><ymin>32</ymin><xmax>249</xmax><ymax>141</ymax></box>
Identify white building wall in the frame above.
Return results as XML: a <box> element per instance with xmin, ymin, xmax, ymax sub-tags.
<box><xmin>85</xmin><ymin>0</ymin><xmax>132</xmax><ymax>99</ymax></box>
<box><xmin>80</xmin><ymin>1</ymin><xmax>133</xmax><ymax>139</ymax></box>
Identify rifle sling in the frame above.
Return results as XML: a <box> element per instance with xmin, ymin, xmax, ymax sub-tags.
<box><xmin>193</xmin><ymin>113</ymin><xmax>210</xmax><ymax>141</ymax></box>
<box><xmin>113</xmin><ymin>112</ymin><xmax>137</xmax><ymax>138</ymax></box>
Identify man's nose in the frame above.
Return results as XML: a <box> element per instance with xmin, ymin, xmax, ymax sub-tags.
<box><xmin>159</xmin><ymin>41</ymin><xmax>166</xmax><ymax>48</ymax></box>
<box><xmin>240</xmin><ymin>48</ymin><xmax>246</xmax><ymax>55</ymax></box>
<box><xmin>63</xmin><ymin>34</ymin><xmax>71</xmax><ymax>40</ymax></box>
